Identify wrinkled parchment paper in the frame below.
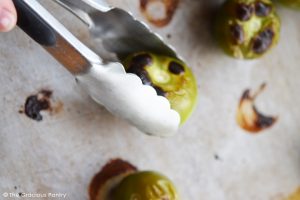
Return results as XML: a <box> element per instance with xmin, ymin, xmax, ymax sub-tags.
<box><xmin>0</xmin><ymin>0</ymin><xmax>299</xmax><ymax>199</ymax></box>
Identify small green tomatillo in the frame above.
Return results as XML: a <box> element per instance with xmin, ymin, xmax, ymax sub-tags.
<box><xmin>111</xmin><ymin>171</ymin><xmax>180</xmax><ymax>200</ymax></box>
<box><xmin>277</xmin><ymin>0</ymin><xmax>300</xmax><ymax>9</ymax></box>
<box><xmin>123</xmin><ymin>52</ymin><xmax>198</xmax><ymax>124</ymax></box>
<box><xmin>214</xmin><ymin>0</ymin><xmax>281</xmax><ymax>59</ymax></box>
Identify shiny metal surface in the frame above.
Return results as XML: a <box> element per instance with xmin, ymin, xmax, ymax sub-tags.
<box><xmin>14</xmin><ymin>0</ymin><xmax>181</xmax><ymax>136</ymax></box>
<box><xmin>19</xmin><ymin>0</ymin><xmax>102</xmax><ymax>74</ymax></box>
<box><xmin>1</xmin><ymin>0</ymin><xmax>299</xmax><ymax>200</ymax></box>
<box><xmin>55</xmin><ymin>0</ymin><xmax>178</xmax><ymax>61</ymax></box>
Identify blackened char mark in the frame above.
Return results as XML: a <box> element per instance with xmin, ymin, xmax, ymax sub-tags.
<box><xmin>236</xmin><ymin>3</ymin><xmax>253</xmax><ymax>21</ymax></box>
<box><xmin>127</xmin><ymin>54</ymin><xmax>153</xmax><ymax>85</ymax></box>
<box><xmin>230</xmin><ymin>24</ymin><xmax>244</xmax><ymax>44</ymax></box>
<box><xmin>168</xmin><ymin>61</ymin><xmax>185</xmax><ymax>75</ymax></box>
<box><xmin>254</xmin><ymin>107</ymin><xmax>277</xmax><ymax>129</ymax></box>
<box><xmin>255</xmin><ymin>2</ymin><xmax>272</xmax><ymax>17</ymax></box>
<box><xmin>153</xmin><ymin>86</ymin><xmax>166</xmax><ymax>97</ymax></box>
<box><xmin>252</xmin><ymin>28</ymin><xmax>274</xmax><ymax>54</ymax></box>
<box><xmin>130</xmin><ymin>53</ymin><xmax>153</xmax><ymax>68</ymax></box>
<box><xmin>127</xmin><ymin>53</ymin><xmax>168</xmax><ymax>96</ymax></box>
<box><xmin>24</xmin><ymin>90</ymin><xmax>52</xmax><ymax>121</ymax></box>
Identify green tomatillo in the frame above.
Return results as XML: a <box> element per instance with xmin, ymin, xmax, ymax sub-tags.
<box><xmin>214</xmin><ymin>0</ymin><xmax>281</xmax><ymax>59</ymax></box>
<box><xmin>111</xmin><ymin>171</ymin><xmax>180</xmax><ymax>200</ymax></box>
<box><xmin>123</xmin><ymin>52</ymin><xmax>198</xmax><ymax>125</ymax></box>
<box><xmin>277</xmin><ymin>0</ymin><xmax>300</xmax><ymax>9</ymax></box>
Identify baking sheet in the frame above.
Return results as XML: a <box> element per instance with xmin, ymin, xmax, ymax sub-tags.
<box><xmin>0</xmin><ymin>0</ymin><xmax>300</xmax><ymax>199</ymax></box>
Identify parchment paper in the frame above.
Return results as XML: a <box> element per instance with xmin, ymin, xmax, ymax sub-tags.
<box><xmin>0</xmin><ymin>0</ymin><xmax>299</xmax><ymax>199</ymax></box>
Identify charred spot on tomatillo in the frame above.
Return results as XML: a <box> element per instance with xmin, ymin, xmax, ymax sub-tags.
<box><xmin>214</xmin><ymin>0</ymin><xmax>280</xmax><ymax>59</ymax></box>
<box><xmin>123</xmin><ymin>52</ymin><xmax>198</xmax><ymax>125</ymax></box>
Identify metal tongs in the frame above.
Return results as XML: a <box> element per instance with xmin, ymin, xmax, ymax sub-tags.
<box><xmin>13</xmin><ymin>0</ymin><xmax>181</xmax><ymax>136</ymax></box>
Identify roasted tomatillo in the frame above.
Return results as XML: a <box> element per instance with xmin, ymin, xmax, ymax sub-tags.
<box><xmin>123</xmin><ymin>52</ymin><xmax>198</xmax><ymax>124</ymax></box>
<box><xmin>277</xmin><ymin>0</ymin><xmax>300</xmax><ymax>9</ymax></box>
<box><xmin>111</xmin><ymin>171</ymin><xmax>180</xmax><ymax>200</ymax></box>
<box><xmin>214</xmin><ymin>0</ymin><xmax>281</xmax><ymax>59</ymax></box>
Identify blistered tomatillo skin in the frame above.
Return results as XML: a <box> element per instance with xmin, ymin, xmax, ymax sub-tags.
<box><xmin>277</xmin><ymin>0</ymin><xmax>300</xmax><ymax>9</ymax></box>
<box><xmin>123</xmin><ymin>52</ymin><xmax>198</xmax><ymax>125</ymax></box>
<box><xmin>111</xmin><ymin>171</ymin><xmax>180</xmax><ymax>200</ymax></box>
<box><xmin>214</xmin><ymin>0</ymin><xmax>281</xmax><ymax>59</ymax></box>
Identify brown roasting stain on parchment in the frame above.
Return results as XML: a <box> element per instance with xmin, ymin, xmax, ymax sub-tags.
<box><xmin>236</xmin><ymin>83</ymin><xmax>278</xmax><ymax>133</ymax></box>
<box><xmin>19</xmin><ymin>89</ymin><xmax>63</xmax><ymax>121</ymax></box>
<box><xmin>89</xmin><ymin>159</ymin><xmax>137</xmax><ymax>200</ymax></box>
<box><xmin>140</xmin><ymin>0</ymin><xmax>179</xmax><ymax>27</ymax></box>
